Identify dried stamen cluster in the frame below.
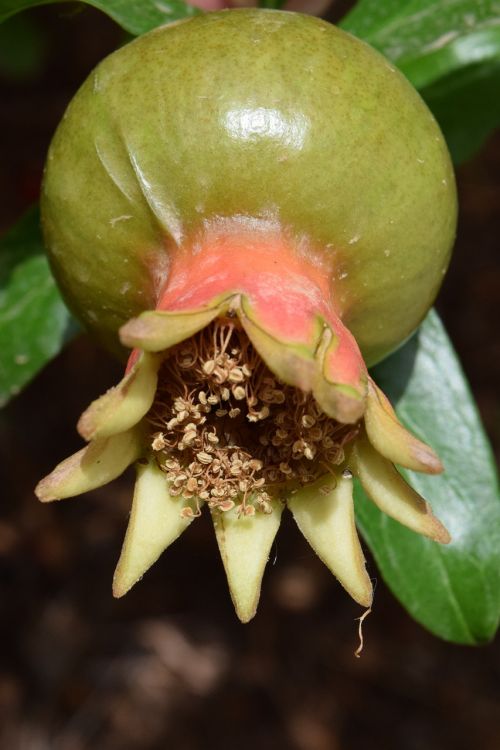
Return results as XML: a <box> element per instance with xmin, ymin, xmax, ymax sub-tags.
<box><xmin>147</xmin><ymin>320</ymin><xmax>359</xmax><ymax>517</ymax></box>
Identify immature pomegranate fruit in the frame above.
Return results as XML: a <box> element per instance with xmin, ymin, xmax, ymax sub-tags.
<box><xmin>36</xmin><ymin>9</ymin><xmax>457</xmax><ymax>622</ymax></box>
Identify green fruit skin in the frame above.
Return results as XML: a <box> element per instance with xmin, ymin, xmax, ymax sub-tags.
<box><xmin>41</xmin><ymin>9</ymin><xmax>457</xmax><ymax>365</ymax></box>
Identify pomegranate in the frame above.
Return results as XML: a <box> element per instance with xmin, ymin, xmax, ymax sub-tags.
<box><xmin>36</xmin><ymin>10</ymin><xmax>457</xmax><ymax>622</ymax></box>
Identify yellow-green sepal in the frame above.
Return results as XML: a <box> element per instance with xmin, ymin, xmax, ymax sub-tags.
<box><xmin>78</xmin><ymin>351</ymin><xmax>162</xmax><ymax>441</ymax></box>
<box><xmin>35</xmin><ymin>427</ymin><xmax>143</xmax><ymax>502</ymax></box>
<box><xmin>288</xmin><ymin>473</ymin><xmax>373</xmax><ymax>607</ymax></box>
<box><xmin>365</xmin><ymin>378</ymin><xmax>443</xmax><ymax>474</ymax></box>
<box><xmin>351</xmin><ymin>432</ymin><xmax>450</xmax><ymax>544</ymax></box>
<box><xmin>113</xmin><ymin>457</ymin><xmax>197</xmax><ymax>597</ymax></box>
<box><xmin>119</xmin><ymin>305</ymin><xmax>225</xmax><ymax>352</ymax></box>
<box><xmin>212</xmin><ymin>499</ymin><xmax>283</xmax><ymax>623</ymax></box>
<box><xmin>237</xmin><ymin>294</ymin><xmax>321</xmax><ymax>393</ymax></box>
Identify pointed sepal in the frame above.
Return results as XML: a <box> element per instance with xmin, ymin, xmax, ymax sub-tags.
<box><xmin>78</xmin><ymin>352</ymin><xmax>161</xmax><ymax>441</ymax></box>
<box><xmin>364</xmin><ymin>378</ymin><xmax>443</xmax><ymax>474</ymax></box>
<box><xmin>238</xmin><ymin>295</ymin><xmax>321</xmax><ymax>392</ymax></box>
<box><xmin>212</xmin><ymin>500</ymin><xmax>283</xmax><ymax>623</ymax></box>
<box><xmin>35</xmin><ymin>428</ymin><xmax>143</xmax><ymax>502</ymax></box>
<box><xmin>313</xmin><ymin>325</ymin><xmax>367</xmax><ymax>424</ymax></box>
<box><xmin>113</xmin><ymin>458</ymin><xmax>197</xmax><ymax>597</ymax></box>
<box><xmin>351</xmin><ymin>433</ymin><xmax>450</xmax><ymax>544</ymax></box>
<box><xmin>288</xmin><ymin>473</ymin><xmax>373</xmax><ymax>606</ymax></box>
<box><xmin>120</xmin><ymin>305</ymin><xmax>224</xmax><ymax>352</ymax></box>
<box><xmin>238</xmin><ymin>294</ymin><xmax>366</xmax><ymax>424</ymax></box>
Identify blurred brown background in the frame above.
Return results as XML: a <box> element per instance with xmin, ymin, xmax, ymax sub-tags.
<box><xmin>1</xmin><ymin>4</ymin><xmax>500</xmax><ymax>749</ymax></box>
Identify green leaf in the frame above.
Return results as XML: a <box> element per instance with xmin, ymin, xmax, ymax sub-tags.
<box><xmin>422</xmin><ymin>60</ymin><xmax>500</xmax><ymax>164</ymax></box>
<box><xmin>258</xmin><ymin>0</ymin><xmax>287</xmax><ymax>8</ymax></box>
<box><xmin>341</xmin><ymin>1</ymin><xmax>500</xmax><ymax>89</ymax></box>
<box><xmin>0</xmin><ymin>0</ymin><xmax>199</xmax><ymax>36</ymax></box>
<box><xmin>356</xmin><ymin>310</ymin><xmax>500</xmax><ymax>644</ymax></box>
<box><xmin>0</xmin><ymin>13</ymin><xmax>48</xmax><ymax>81</ymax></box>
<box><xmin>0</xmin><ymin>207</ymin><xmax>77</xmax><ymax>408</ymax></box>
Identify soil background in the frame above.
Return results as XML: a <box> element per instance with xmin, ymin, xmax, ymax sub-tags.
<box><xmin>1</xmin><ymin>4</ymin><xmax>500</xmax><ymax>749</ymax></box>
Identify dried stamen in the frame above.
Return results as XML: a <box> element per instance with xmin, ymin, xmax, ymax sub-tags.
<box><xmin>147</xmin><ymin>320</ymin><xmax>359</xmax><ymax>515</ymax></box>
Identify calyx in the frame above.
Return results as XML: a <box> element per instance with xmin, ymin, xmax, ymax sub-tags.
<box><xmin>36</xmin><ymin>236</ymin><xmax>449</xmax><ymax>623</ymax></box>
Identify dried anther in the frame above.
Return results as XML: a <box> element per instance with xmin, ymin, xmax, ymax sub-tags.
<box><xmin>147</xmin><ymin>321</ymin><xmax>358</xmax><ymax>517</ymax></box>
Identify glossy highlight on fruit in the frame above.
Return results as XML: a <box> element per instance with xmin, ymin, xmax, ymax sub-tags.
<box><xmin>36</xmin><ymin>9</ymin><xmax>457</xmax><ymax>622</ymax></box>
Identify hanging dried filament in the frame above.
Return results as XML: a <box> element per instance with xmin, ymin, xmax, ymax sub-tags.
<box><xmin>147</xmin><ymin>320</ymin><xmax>359</xmax><ymax>516</ymax></box>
